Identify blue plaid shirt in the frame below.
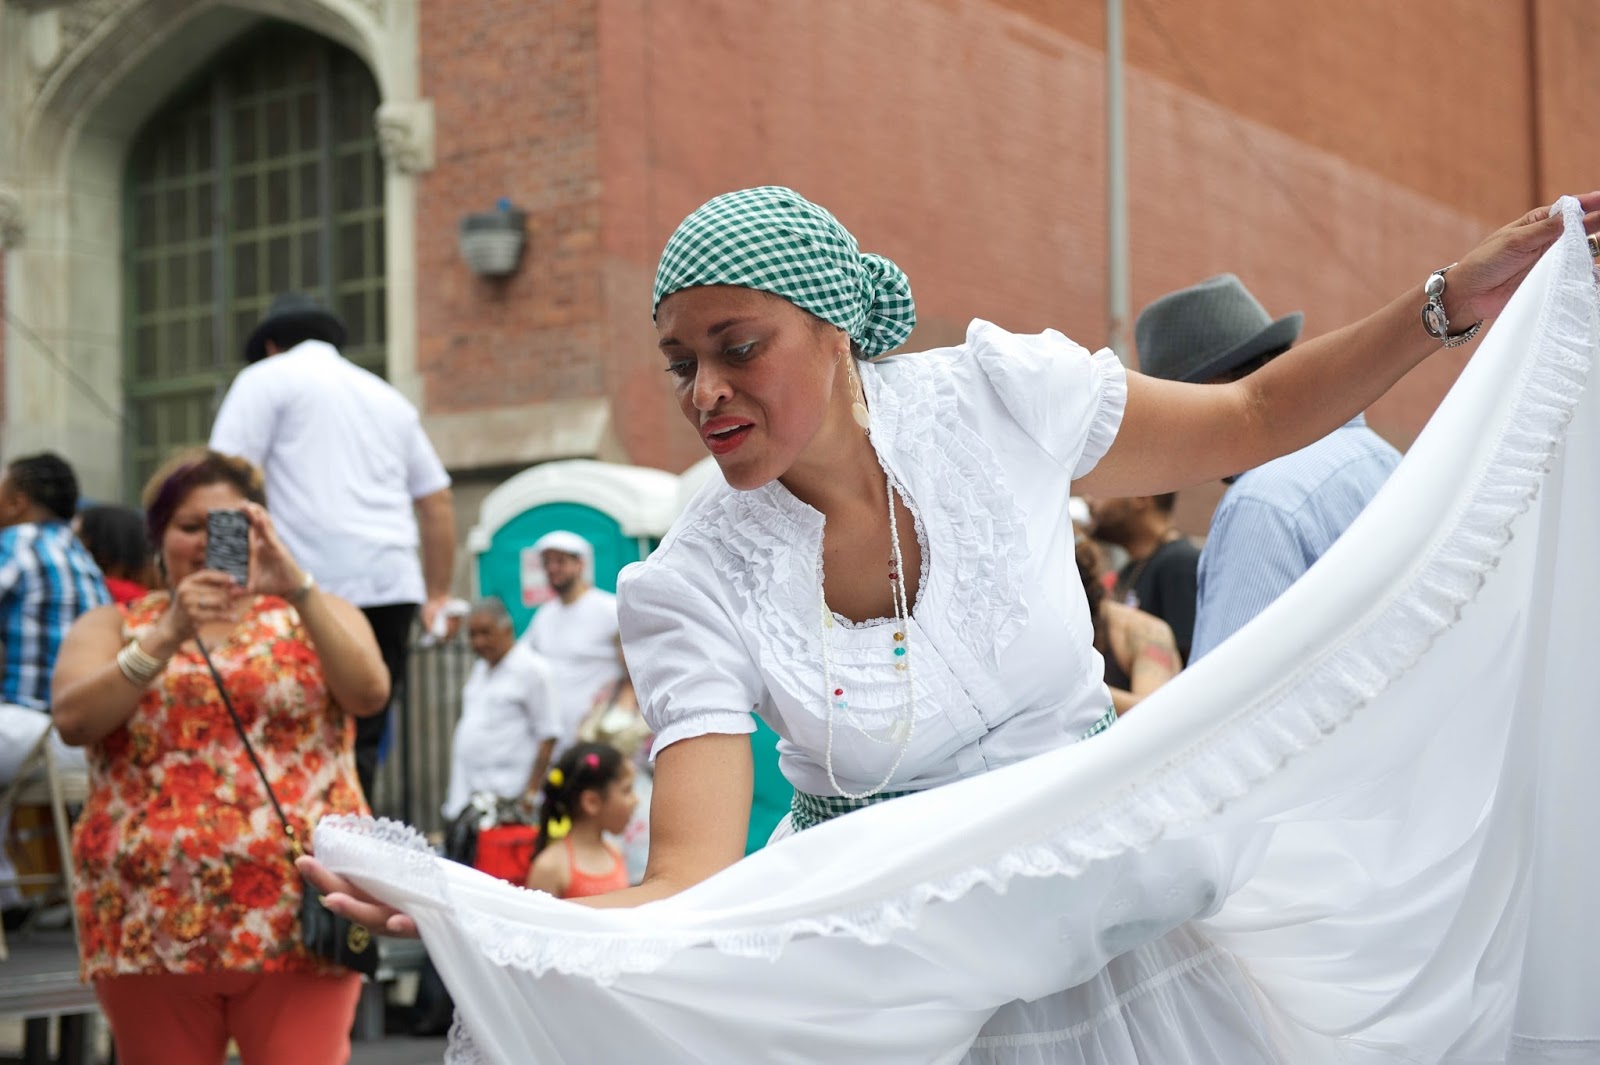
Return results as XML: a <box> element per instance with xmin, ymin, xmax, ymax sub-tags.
<box><xmin>0</xmin><ymin>522</ymin><xmax>110</xmax><ymax>710</ymax></box>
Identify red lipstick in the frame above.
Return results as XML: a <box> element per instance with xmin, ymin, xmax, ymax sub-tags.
<box><xmin>701</xmin><ymin>416</ymin><xmax>754</xmax><ymax>456</ymax></box>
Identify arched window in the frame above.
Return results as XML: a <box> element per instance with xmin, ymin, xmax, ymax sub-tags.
<box><xmin>123</xmin><ymin>22</ymin><xmax>385</xmax><ymax>490</ymax></box>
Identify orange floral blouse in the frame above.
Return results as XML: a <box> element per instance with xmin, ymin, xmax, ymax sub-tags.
<box><xmin>71</xmin><ymin>592</ymin><xmax>369</xmax><ymax>980</ymax></box>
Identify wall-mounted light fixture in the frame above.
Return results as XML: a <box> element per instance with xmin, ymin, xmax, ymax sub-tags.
<box><xmin>459</xmin><ymin>198</ymin><xmax>527</xmax><ymax>278</ymax></box>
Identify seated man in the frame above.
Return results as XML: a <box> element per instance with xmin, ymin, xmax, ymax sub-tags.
<box><xmin>0</xmin><ymin>453</ymin><xmax>109</xmax><ymax>912</ymax></box>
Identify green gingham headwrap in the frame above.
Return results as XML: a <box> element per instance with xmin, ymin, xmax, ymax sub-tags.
<box><xmin>652</xmin><ymin>186</ymin><xmax>916</xmax><ymax>359</ymax></box>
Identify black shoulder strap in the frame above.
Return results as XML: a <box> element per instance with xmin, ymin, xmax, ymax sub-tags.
<box><xmin>194</xmin><ymin>636</ymin><xmax>300</xmax><ymax>857</ymax></box>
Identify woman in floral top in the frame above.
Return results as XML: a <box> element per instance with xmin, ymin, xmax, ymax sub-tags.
<box><xmin>51</xmin><ymin>449</ymin><xmax>391</xmax><ymax>1065</ymax></box>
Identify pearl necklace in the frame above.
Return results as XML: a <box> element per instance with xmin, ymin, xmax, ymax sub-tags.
<box><xmin>818</xmin><ymin>467</ymin><xmax>918</xmax><ymax>800</ymax></box>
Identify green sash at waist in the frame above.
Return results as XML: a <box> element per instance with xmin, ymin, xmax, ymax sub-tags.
<box><xmin>788</xmin><ymin>705</ymin><xmax>1118</xmax><ymax>832</ymax></box>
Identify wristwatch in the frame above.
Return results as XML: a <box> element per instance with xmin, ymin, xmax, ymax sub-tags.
<box><xmin>1421</xmin><ymin>264</ymin><xmax>1483</xmax><ymax>348</ymax></box>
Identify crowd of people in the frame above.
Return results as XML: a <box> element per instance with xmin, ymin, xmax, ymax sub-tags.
<box><xmin>441</xmin><ymin>537</ymin><xmax>654</xmax><ymax>899</ymax></box>
<box><xmin>0</xmin><ymin>178</ymin><xmax>1593</xmax><ymax>1065</ymax></box>
<box><xmin>0</xmin><ymin>285</ymin><xmax>456</xmax><ymax>1063</ymax></box>
<box><xmin>0</xmin><ymin>293</ymin><xmax>654</xmax><ymax>1062</ymax></box>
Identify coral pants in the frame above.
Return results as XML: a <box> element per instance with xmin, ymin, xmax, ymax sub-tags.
<box><xmin>95</xmin><ymin>970</ymin><xmax>363</xmax><ymax>1065</ymax></box>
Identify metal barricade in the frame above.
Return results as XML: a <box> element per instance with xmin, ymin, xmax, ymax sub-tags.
<box><xmin>369</xmin><ymin>634</ymin><xmax>473</xmax><ymax>836</ymax></box>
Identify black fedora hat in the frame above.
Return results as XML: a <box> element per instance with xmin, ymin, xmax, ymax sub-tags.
<box><xmin>243</xmin><ymin>292</ymin><xmax>347</xmax><ymax>363</ymax></box>
<box><xmin>1134</xmin><ymin>274</ymin><xmax>1303</xmax><ymax>384</ymax></box>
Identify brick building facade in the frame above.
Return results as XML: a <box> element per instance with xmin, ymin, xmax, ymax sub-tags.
<box><xmin>1</xmin><ymin>0</ymin><xmax>1597</xmax><ymax>537</ymax></box>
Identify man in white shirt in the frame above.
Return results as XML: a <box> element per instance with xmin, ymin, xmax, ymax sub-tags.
<box><xmin>442</xmin><ymin>598</ymin><xmax>560</xmax><ymax>820</ymax></box>
<box><xmin>521</xmin><ymin>531</ymin><xmax>622</xmax><ymax>744</ymax></box>
<box><xmin>210</xmin><ymin>292</ymin><xmax>458</xmax><ymax>800</ymax></box>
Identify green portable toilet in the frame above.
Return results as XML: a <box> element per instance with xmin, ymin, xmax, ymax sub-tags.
<box><xmin>469</xmin><ymin>460</ymin><xmax>680</xmax><ymax>635</ymax></box>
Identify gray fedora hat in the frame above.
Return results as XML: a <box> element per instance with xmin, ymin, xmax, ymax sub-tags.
<box><xmin>1134</xmin><ymin>274</ymin><xmax>1303</xmax><ymax>384</ymax></box>
<box><xmin>243</xmin><ymin>291</ymin><xmax>347</xmax><ymax>364</ymax></box>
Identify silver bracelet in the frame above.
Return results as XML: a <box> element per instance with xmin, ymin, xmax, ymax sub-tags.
<box><xmin>286</xmin><ymin>571</ymin><xmax>316</xmax><ymax>604</ymax></box>
<box><xmin>1421</xmin><ymin>264</ymin><xmax>1483</xmax><ymax>348</ymax></box>
<box><xmin>116</xmin><ymin>639</ymin><xmax>167</xmax><ymax>688</ymax></box>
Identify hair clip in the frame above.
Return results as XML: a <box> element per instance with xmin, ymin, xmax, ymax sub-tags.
<box><xmin>547</xmin><ymin>768</ymin><xmax>564</xmax><ymax>788</ymax></box>
<box><xmin>546</xmin><ymin>815</ymin><xmax>572</xmax><ymax>840</ymax></box>
<box><xmin>583</xmin><ymin>753</ymin><xmax>600</xmax><ymax>769</ymax></box>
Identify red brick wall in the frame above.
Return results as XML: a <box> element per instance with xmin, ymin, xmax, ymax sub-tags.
<box><xmin>422</xmin><ymin>0</ymin><xmax>1600</xmax><ymax>490</ymax></box>
<box><xmin>992</xmin><ymin>0</ymin><xmax>1540</xmax><ymax>221</ymax></box>
<box><xmin>416</xmin><ymin>0</ymin><xmax>604</xmax><ymax>415</ymax></box>
<box><xmin>1532</xmin><ymin>0</ymin><xmax>1600</xmax><ymax>201</ymax></box>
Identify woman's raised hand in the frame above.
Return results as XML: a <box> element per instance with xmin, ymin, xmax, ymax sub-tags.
<box><xmin>1448</xmin><ymin>191</ymin><xmax>1600</xmax><ymax>327</ymax></box>
<box><xmin>297</xmin><ymin>855</ymin><xmax>420</xmax><ymax>938</ymax></box>
<box><xmin>151</xmin><ymin>569</ymin><xmax>241</xmax><ymax>649</ymax></box>
<box><xmin>239</xmin><ymin>502</ymin><xmax>308</xmax><ymax>601</ymax></box>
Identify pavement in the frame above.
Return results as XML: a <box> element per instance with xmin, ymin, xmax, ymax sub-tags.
<box><xmin>0</xmin><ymin>927</ymin><xmax>453</xmax><ymax>1065</ymax></box>
<box><xmin>0</xmin><ymin>1027</ymin><xmax>449</xmax><ymax>1065</ymax></box>
<box><xmin>351</xmin><ymin>1029</ymin><xmax>450</xmax><ymax>1065</ymax></box>
<box><xmin>0</xmin><ymin>1009</ymin><xmax>451</xmax><ymax>1065</ymax></box>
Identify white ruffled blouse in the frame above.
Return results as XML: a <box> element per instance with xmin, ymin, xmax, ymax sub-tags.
<box><xmin>618</xmin><ymin>319</ymin><xmax>1127</xmax><ymax>798</ymax></box>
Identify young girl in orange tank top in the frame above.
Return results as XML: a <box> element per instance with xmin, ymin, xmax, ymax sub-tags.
<box><xmin>525</xmin><ymin>743</ymin><xmax>638</xmax><ymax>900</ymax></box>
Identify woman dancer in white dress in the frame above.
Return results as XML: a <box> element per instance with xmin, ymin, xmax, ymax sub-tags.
<box><xmin>304</xmin><ymin>186</ymin><xmax>1600</xmax><ymax>1062</ymax></box>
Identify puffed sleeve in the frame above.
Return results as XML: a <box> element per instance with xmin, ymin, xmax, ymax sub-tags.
<box><xmin>616</xmin><ymin>559</ymin><xmax>761</xmax><ymax>758</ymax></box>
<box><xmin>964</xmin><ymin>319</ymin><xmax>1128</xmax><ymax>479</ymax></box>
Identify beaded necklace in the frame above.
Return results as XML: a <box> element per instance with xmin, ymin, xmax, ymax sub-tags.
<box><xmin>818</xmin><ymin>460</ymin><xmax>918</xmax><ymax>801</ymax></box>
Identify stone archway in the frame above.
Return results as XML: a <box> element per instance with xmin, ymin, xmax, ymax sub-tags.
<box><xmin>0</xmin><ymin>0</ymin><xmax>428</xmax><ymax>499</ymax></box>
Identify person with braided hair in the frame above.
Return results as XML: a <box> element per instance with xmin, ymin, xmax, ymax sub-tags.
<box><xmin>0</xmin><ymin>452</ymin><xmax>108</xmax><ymax>912</ymax></box>
<box><xmin>525</xmin><ymin>743</ymin><xmax>636</xmax><ymax>900</ymax></box>
<box><xmin>0</xmin><ymin>454</ymin><xmax>109</xmax><ymax>710</ymax></box>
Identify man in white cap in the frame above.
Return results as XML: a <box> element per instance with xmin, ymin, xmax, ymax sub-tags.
<box><xmin>1135</xmin><ymin>274</ymin><xmax>1401</xmax><ymax>661</ymax></box>
<box><xmin>521</xmin><ymin>531</ymin><xmax>622</xmax><ymax>743</ymax></box>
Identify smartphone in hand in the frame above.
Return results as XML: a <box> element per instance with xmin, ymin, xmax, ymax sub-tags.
<box><xmin>205</xmin><ymin>509</ymin><xmax>251</xmax><ymax>585</ymax></box>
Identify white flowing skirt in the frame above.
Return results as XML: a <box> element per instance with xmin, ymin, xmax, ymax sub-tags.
<box><xmin>316</xmin><ymin>200</ymin><xmax>1600</xmax><ymax>1064</ymax></box>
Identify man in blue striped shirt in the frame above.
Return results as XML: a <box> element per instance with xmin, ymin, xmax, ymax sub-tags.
<box><xmin>1135</xmin><ymin>276</ymin><xmax>1401</xmax><ymax>663</ymax></box>
<box><xmin>0</xmin><ymin>453</ymin><xmax>108</xmax><ymax>910</ymax></box>
<box><xmin>0</xmin><ymin>454</ymin><xmax>110</xmax><ymax>709</ymax></box>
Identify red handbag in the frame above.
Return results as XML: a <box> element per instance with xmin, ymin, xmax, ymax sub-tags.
<box><xmin>473</xmin><ymin>824</ymin><xmax>540</xmax><ymax>885</ymax></box>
